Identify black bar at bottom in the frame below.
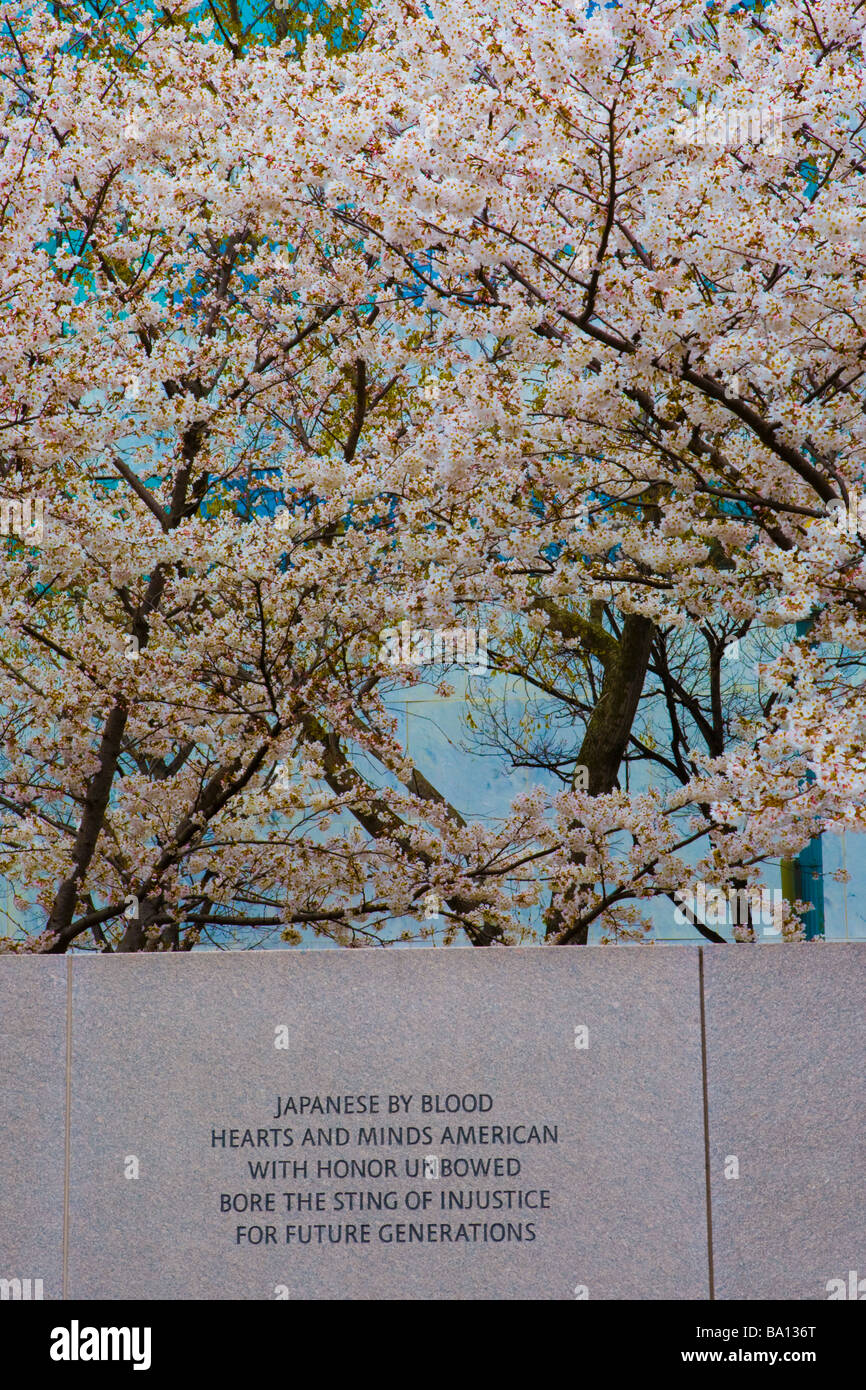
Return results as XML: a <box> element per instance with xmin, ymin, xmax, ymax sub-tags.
<box><xmin>1</xmin><ymin>1297</ymin><xmax>860</xmax><ymax>1376</ymax></box>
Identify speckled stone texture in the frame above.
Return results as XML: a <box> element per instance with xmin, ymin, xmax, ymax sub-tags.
<box><xmin>0</xmin><ymin>957</ymin><xmax>67</xmax><ymax>1299</ymax></box>
<box><xmin>703</xmin><ymin>944</ymin><xmax>866</xmax><ymax>1300</ymax></box>
<box><xmin>65</xmin><ymin>948</ymin><xmax>707</xmax><ymax>1300</ymax></box>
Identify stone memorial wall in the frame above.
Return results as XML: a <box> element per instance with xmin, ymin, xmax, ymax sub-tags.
<box><xmin>1</xmin><ymin>946</ymin><xmax>863</xmax><ymax>1300</ymax></box>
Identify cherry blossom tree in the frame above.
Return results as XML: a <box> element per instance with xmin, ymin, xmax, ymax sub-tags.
<box><xmin>1</xmin><ymin>0</ymin><xmax>864</xmax><ymax>951</ymax></box>
<box><xmin>0</xmin><ymin>0</ymin><xmax>511</xmax><ymax>952</ymax></box>
<box><xmin>312</xmin><ymin>0</ymin><xmax>866</xmax><ymax>940</ymax></box>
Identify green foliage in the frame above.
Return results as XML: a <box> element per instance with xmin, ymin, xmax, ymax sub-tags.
<box><xmin>45</xmin><ymin>0</ymin><xmax>365</xmax><ymax>59</ymax></box>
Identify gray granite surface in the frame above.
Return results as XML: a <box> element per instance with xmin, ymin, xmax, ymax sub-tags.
<box><xmin>3</xmin><ymin>945</ymin><xmax>861</xmax><ymax>1301</ymax></box>
<box><xmin>703</xmin><ymin>945</ymin><xmax>866</xmax><ymax>1300</ymax></box>
<box><xmin>65</xmin><ymin>948</ymin><xmax>707</xmax><ymax>1299</ymax></box>
<box><xmin>0</xmin><ymin>957</ymin><xmax>67</xmax><ymax>1299</ymax></box>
